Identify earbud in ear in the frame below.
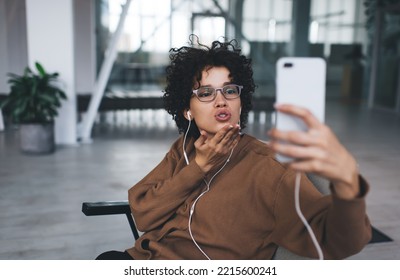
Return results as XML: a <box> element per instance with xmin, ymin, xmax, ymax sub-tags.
<box><xmin>187</xmin><ymin>110</ymin><xmax>191</xmax><ymax>121</ymax></box>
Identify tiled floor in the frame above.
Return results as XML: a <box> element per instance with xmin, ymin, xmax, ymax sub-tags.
<box><xmin>0</xmin><ymin>97</ymin><xmax>399</xmax><ymax>260</ymax></box>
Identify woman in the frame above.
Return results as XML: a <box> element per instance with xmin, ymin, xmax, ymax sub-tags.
<box><xmin>97</xmin><ymin>35</ymin><xmax>371</xmax><ymax>260</ymax></box>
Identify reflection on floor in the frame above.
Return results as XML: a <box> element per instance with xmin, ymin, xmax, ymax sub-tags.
<box><xmin>0</xmin><ymin>98</ymin><xmax>399</xmax><ymax>259</ymax></box>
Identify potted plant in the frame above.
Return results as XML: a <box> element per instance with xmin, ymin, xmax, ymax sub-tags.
<box><xmin>0</xmin><ymin>62</ymin><xmax>67</xmax><ymax>154</ymax></box>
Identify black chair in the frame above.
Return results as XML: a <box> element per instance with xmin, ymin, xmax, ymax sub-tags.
<box><xmin>82</xmin><ymin>200</ymin><xmax>139</xmax><ymax>240</ymax></box>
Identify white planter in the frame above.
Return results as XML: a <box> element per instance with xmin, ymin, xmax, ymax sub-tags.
<box><xmin>19</xmin><ymin>123</ymin><xmax>55</xmax><ymax>154</ymax></box>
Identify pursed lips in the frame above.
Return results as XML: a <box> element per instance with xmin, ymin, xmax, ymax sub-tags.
<box><xmin>215</xmin><ymin>109</ymin><xmax>231</xmax><ymax>121</ymax></box>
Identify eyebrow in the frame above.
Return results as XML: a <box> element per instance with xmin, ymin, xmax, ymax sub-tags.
<box><xmin>200</xmin><ymin>82</ymin><xmax>233</xmax><ymax>87</ymax></box>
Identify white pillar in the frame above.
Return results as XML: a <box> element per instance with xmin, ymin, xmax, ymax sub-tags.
<box><xmin>79</xmin><ymin>0</ymin><xmax>132</xmax><ymax>142</ymax></box>
<box><xmin>25</xmin><ymin>0</ymin><xmax>77</xmax><ymax>145</ymax></box>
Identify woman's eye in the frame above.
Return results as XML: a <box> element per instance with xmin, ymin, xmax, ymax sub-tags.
<box><xmin>198</xmin><ymin>89</ymin><xmax>213</xmax><ymax>97</ymax></box>
<box><xmin>224</xmin><ymin>87</ymin><xmax>238</xmax><ymax>94</ymax></box>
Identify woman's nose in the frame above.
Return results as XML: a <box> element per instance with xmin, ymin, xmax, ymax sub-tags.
<box><xmin>214</xmin><ymin>89</ymin><xmax>227</xmax><ymax>107</ymax></box>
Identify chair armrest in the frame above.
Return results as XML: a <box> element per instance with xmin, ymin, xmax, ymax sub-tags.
<box><xmin>82</xmin><ymin>200</ymin><xmax>140</xmax><ymax>240</ymax></box>
<box><xmin>82</xmin><ymin>200</ymin><xmax>130</xmax><ymax>216</ymax></box>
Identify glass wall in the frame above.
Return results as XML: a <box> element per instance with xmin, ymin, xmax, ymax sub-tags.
<box><xmin>102</xmin><ymin>0</ymin><xmax>230</xmax><ymax>53</ymax></box>
<box><xmin>96</xmin><ymin>0</ymin><xmax>231</xmax><ymax>94</ymax></box>
<box><xmin>95</xmin><ymin>0</ymin><xmax>369</xmax><ymax>99</ymax></box>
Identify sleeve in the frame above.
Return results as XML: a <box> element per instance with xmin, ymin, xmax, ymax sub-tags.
<box><xmin>128</xmin><ymin>143</ymin><xmax>206</xmax><ymax>232</ymax></box>
<box><xmin>270</xmin><ymin>171</ymin><xmax>372</xmax><ymax>259</ymax></box>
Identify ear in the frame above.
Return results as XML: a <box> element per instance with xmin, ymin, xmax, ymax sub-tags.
<box><xmin>183</xmin><ymin>109</ymin><xmax>192</xmax><ymax>121</ymax></box>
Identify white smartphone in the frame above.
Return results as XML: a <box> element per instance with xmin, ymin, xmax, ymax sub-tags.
<box><xmin>275</xmin><ymin>57</ymin><xmax>326</xmax><ymax>162</ymax></box>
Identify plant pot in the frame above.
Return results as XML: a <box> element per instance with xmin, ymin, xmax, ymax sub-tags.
<box><xmin>19</xmin><ymin>123</ymin><xmax>55</xmax><ymax>154</ymax></box>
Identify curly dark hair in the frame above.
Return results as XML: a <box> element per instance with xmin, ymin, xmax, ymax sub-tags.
<box><xmin>163</xmin><ymin>35</ymin><xmax>255</xmax><ymax>138</ymax></box>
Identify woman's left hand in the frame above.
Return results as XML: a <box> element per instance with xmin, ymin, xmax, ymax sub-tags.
<box><xmin>268</xmin><ymin>104</ymin><xmax>360</xmax><ymax>200</ymax></box>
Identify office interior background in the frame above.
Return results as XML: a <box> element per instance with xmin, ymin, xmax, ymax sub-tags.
<box><xmin>0</xmin><ymin>0</ymin><xmax>399</xmax><ymax>259</ymax></box>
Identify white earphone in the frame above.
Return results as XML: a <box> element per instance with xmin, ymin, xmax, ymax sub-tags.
<box><xmin>183</xmin><ymin>110</ymin><xmax>191</xmax><ymax>165</ymax></box>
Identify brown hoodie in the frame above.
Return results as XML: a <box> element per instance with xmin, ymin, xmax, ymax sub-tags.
<box><xmin>126</xmin><ymin>134</ymin><xmax>371</xmax><ymax>259</ymax></box>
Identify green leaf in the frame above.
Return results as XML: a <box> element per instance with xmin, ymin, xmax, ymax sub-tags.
<box><xmin>58</xmin><ymin>90</ymin><xmax>67</xmax><ymax>100</ymax></box>
<box><xmin>38</xmin><ymin>94</ymin><xmax>56</xmax><ymax>104</ymax></box>
<box><xmin>0</xmin><ymin>98</ymin><xmax>11</xmax><ymax>109</ymax></box>
<box><xmin>35</xmin><ymin>62</ymin><xmax>46</xmax><ymax>77</ymax></box>
<box><xmin>23</xmin><ymin>67</ymin><xmax>32</xmax><ymax>77</ymax></box>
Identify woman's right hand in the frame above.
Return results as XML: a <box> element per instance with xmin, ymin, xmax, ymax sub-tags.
<box><xmin>194</xmin><ymin>124</ymin><xmax>240</xmax><ymax>174</ymax></box>
<box><xmin>268</xmin><ymin>104</ymin><xmax>360</xmax><ymax>200</ymax></box>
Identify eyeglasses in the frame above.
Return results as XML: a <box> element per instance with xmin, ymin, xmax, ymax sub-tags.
<box><xmin>192</xmin><ymin>84</ymin><xmax>243</xmax><ymax>102</ymax></box>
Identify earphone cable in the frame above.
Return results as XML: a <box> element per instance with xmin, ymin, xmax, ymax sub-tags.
<box><xmin>183</xmin><ymin>118</ymin><xmax>191</xmax><ymax>165</ymax></box>
<box><xmin>294</xmin><ymin>172</ymin><xmax>324</xmax><ymax>260</ymax></box>
<box><xmin>182</xmin><ymin>118</ymin><xmax>238</xmax><ymax>259</ymax></box>
<box><xmin>188</xmin><ymin>146</ymin><xmax>236</xmax><ymax>260</ymax></box>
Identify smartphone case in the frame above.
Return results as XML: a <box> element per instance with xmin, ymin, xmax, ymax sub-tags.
<box><xmin>275</xmin><ymin>57</ymin><xmax>326</xmax><ymax>162</ymax></box>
